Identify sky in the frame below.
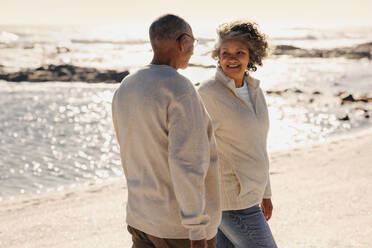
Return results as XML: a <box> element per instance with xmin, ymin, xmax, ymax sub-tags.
<box><xmin>1</xmin><ymin>0</ymin><xmax>372</xmax><ymax>28</ymax></box>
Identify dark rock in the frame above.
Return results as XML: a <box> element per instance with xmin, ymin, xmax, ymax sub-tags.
<box><xmin>23</xmin><ymin>45</ymin><xmax>34</xmax><ymax>49</ymax></box>
<box><xmin>9</xmin><ymin>72</ymin><xmax>30</xmax><ymax>82</ymax></box>
<box><xmin>357</xmin><ymin>97</ymin><xmax>372</xmax><ymax>103</ymax></box>
<box><xmin>56</xmin><ymin>47</ymin><xmax>70</xmax><ymax>53</ymax></box>
<box><xmin>0</xmin><ymin>64</ymin><xmax>129</xmax><ymax>83</ymax></box>
<box><xmin>341</xmin><ymin>94</ymin><xmax>356</xmax><ymax>104</ymax></box>
<box><xmin>338</xmin><ymin>115</ymin><xmax>350</xmax><ymax>121</ymax></box>
<box><xmin>312</xmin><ymin>91</ymin><xmax>322</xmax><ymax>95</ymax></box>
<box><xmin>266</xmin><ymin>88</ymin><xmax>304</xmax><ymax>95</ymax></box>
<box><xmin>272</xmin><ymin>46</ymin><xmax>307</xmax><ymax>56</ymax></box>
<box><xmin>266</xmin><ymin>90</ymin><xmax>284</xmax><ymax>95</ymax></box>
<box><xmin>355</xmin><ymin>42</ymin><xmax>372</xmax><ymax>52</ymax></box>
<box><xmin>294</xmin><ymin>88</ymin><xmax>303</xmax><ymax>94</ymax></box>
<box><xmin>188</xmin><ymin>63</ymin><xmax>216</xmax><ymax>69</ymax></box>
<box><xmin>275</xmin><ymin>45</ymin><xmax>301</xmax><ymax>51</ymax></box>
<box><xmin>340</xmin><ymin>94</ymin><xmax>372</xmax><ymax>104</ymax></box>
<box><xmin>346</xmin><ymin>51</ymin><xmax>371</xmax><ymax>59</ymax></box>
<box><xmin>28</xmin><ymin>70</ymin><xmax>54</xmax><ymax>82</ymax></box>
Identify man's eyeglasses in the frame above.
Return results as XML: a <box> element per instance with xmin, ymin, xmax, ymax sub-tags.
<box><xmin>176</xmin><ymin>33</ymin><xmax>198</xmax><ymax>47</ymax></box>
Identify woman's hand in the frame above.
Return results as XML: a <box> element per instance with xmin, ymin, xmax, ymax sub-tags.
<box><xmin>261</xmin><ymin>198</ymin><xmax>273</xmax><ymax>221</ymax></box>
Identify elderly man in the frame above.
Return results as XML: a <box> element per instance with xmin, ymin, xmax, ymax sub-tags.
<box><xmin>112</xmin><ymin>14</ymin><xmax>221</xmax><ymax>248</ymax></box>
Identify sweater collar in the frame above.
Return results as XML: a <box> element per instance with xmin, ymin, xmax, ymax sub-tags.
<box><xmin>215</xmin><ymin>66</ymin><xmax>260</xmax><ymax>91</ymax></box>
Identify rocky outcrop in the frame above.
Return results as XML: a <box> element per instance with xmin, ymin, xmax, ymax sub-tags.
<box><xmin>272</xmin><ymin>42</ymin><xmax>372</xmax><ymax>59</ymax></box>
<box><xmin>188</xmin><ymin>63</ymin><xmax>216</xmax><ymax>69</ymax></box>
<box><xmin>265</xmin><ymin>88</ymin><xmax>303</xmax><ymax>95</ymax></box>
<box><xmin>0</xmin><ymin>64</ymin><xmax>129</xmax><ymax>83</ymax></box>
<box><xmin>265</xmin><ymin>88</ymin><xmax>371</xmax><ymax>121</ymax></box>
<box><xmin>355</xmin><ymin>42</ymin><xmax>372</xmax><ymax>53</ymax></box>
<box><xmin>340</xmin><ymin>94</ymin><xmax>372</xmax><ymax>105</ymax></box>
<box><xmin>338</xmin><ymin>114</ymin><xmax>350</xmax><ymax>121</ymax></box>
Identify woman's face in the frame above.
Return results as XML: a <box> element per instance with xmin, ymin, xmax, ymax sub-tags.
<box><xmin>219</xmin><ymin>38</ymin><xmax>250</xmax><ymax>82</ymax></box>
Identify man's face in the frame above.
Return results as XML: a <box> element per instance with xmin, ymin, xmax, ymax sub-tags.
<box><xmin>177</xmin><ymin>28</ymin><xmax>196</xmax><ymax>69</ymax></box>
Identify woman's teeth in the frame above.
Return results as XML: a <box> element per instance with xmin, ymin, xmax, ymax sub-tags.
<box><xmin>227</xmin><ymin>65</ymin><xmax>239</xmax><ymax>68</ymax></box>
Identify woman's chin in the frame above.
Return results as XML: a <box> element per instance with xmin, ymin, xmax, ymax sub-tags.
<box><xmin>223</xmin><ymin>70</ymin><xmax>244</xmax><ymax>80</ymax></box>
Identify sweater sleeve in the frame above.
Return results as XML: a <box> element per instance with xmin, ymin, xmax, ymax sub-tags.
<box><xmin>167</xmin><ymin>92</ymin><xmax>212</xmax><ymax>241</ymax></box>
<box><xmin>263</xmin><ymin>175</ymin><xmax>272</xmax><ymax>198</ymax></box>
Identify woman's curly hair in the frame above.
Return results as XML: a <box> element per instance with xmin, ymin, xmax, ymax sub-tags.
<box><xmin>212</xmin><ymin>20</ymin><xmax>269</xmax><ymax>72</ymax></box>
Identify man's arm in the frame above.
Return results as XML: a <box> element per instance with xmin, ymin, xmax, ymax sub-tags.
<box><xmin>168</xmin><ymin>91</ymin><xmax>212</xmax><ymax>242</ymax></box>
<box><xmin>111</xmin><ymin>90</ymin><xmax>119</xmax><ymax>143</ymax></box>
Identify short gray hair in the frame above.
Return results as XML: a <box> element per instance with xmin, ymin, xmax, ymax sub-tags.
<box><xmin>212</xmin><ymin>20</ymin><xmax>269</xmax><ymax>72</ymax></box>
<box><xmin>149</xmin><ymin>14</ymin><xmax>189</xmax><ymax>41</ymax></box>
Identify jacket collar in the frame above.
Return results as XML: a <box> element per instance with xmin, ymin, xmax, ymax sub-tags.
<box><xmin>215</xmin><ymin>66</ymin><xmax>260</xmax><ymax>92</ymax></box>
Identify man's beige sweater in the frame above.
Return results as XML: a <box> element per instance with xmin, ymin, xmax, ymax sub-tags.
<box><xmin>112</xmin><ymin>64</ymin><xmax>221</xmax><ymax>241</ymax></box>
<box><xmin>198</xmin><ymin>68</ymin><xmax>272</xmax><ymax>211</ymax></box>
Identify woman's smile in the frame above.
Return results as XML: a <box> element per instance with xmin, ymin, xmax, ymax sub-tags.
<box><xmin>226</xmin><ymin>64</ymin><xmax>240</xmax><ymax>69</ymax></box>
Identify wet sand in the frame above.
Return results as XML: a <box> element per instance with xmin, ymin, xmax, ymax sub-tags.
<box><xmin>1</xmin><ymin>129</ymin><xmax>371</xmax><ymax>248</ymax></box>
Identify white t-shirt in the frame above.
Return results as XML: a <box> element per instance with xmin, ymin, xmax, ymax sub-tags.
<box><xmin>235</xmin><ymin>80</ymin><xmax>255</xmax><ymax>110</ymax></box>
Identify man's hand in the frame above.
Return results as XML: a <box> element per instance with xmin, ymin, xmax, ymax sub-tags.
<box><xmin>190</xmin><ymin>239</ymin><xmax>208</xmax><ymax>248</ymax></box>
<box><xmin>261</xmin><ymin>198</ymin><xmax>273</xmax><ymax>221</ymax></box>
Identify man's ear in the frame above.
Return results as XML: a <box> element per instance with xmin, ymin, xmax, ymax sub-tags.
<box><xmin>177</xmin><ymin>36</ymin><xmax>187</xmax><ymax>52</ymax></box>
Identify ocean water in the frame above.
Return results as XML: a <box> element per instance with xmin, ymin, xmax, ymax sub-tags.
<box><xmin>0</xmin><ymin>24</ymin><xmax>371</xmax><ymax>201</ymax></box>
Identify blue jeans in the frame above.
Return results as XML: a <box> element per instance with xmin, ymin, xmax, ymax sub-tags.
<box><xmin>217</xmin><ymin>205</ymin><xmax>277</xmax><ymax>248</ymax></box>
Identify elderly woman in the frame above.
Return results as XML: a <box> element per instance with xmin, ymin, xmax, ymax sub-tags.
<box><xmin>198</xmin><ymin>21</ymin><xmax>277</xmax><ymax>248</ymax></box>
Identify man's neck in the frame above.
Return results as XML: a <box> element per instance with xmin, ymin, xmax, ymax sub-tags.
<box><xmin>151</xmin><ymin>57</ymin><xmax>178</xmax><ymax>70</ymax></box>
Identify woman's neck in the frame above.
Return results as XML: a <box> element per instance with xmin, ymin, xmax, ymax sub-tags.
<box><xmin>234</xmin><ymin>78</ymin><xmax>244</xmax><ymax>88</ymax></box>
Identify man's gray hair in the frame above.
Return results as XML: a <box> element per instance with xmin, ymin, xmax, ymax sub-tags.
<box><xmin>149</xmin><ymin>14</ymin><xmax>189</xmax><ymax>41</ymax></box>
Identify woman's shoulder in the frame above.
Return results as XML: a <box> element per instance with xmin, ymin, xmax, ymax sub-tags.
<box><xmin>198</xmin><ymin>75</ymin><xmax>222</xmax><ymax>95</ymax></box>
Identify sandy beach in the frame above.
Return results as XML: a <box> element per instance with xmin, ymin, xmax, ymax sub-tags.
<box><xmin>1</xmin><ymin>129</ymin><xmax>371</xmax><ymax>248</ymax></box>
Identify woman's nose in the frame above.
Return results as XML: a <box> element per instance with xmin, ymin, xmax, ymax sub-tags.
<box><xmin>227</xmin><ymin>54</ymin><xmax>238</xmax><ymax>60</ymax></box>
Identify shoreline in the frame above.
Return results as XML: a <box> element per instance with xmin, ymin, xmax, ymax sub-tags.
<box><xmin>1</xmin><ymin>128</ymin><xmax>372</xmax><ymax>247</ymax></box>
<box><xmin>1</xmin><ymin>126</ymin><xmax>371</xmax><ymax>203</ymax></box>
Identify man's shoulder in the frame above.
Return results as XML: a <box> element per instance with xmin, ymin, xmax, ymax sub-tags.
<box><xmin>167</xmin><ymin>74</ymin><xmax>196</xmax><ymax>100</ymax></box>
<box><xmin>120</xmin><ymin>65</ymin><xmax>196</xmax><ymax>100</ymax></box>
<box><xmin>145</xmin><ymin>65</ymin><xmax>195</xmax><ymax>97</ymax></box>
<box><xmin>127</xmin><ymin>65</ymin><xmax>191</xmax><ymax>84</ymax></box>
<box><xmin>121</xmin><ymin>66</ymin><xmax>153</xmax><ymax>82</ymax></box>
